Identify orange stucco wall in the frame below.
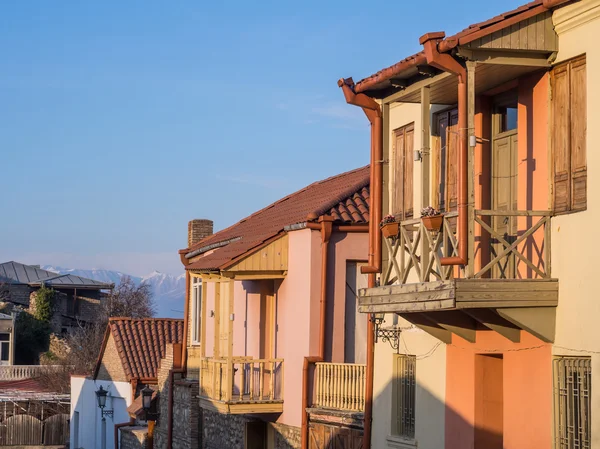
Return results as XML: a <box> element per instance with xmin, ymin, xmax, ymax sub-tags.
<box><xmin>445</xmin><ymin>331</ymin><xmax>553</xmax><ymax>449</ymax></box>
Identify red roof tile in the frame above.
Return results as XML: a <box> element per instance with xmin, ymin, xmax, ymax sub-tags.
<box><xmin>353</xmin><ymin>0</ymin><xmax>560</xmax><ymax>95</ymax></box>
<box><xmin>95</xmin><ymin>318</ymin><xmax>184</xmax><ymax>381</ymax></box>
<box><xmin>183</xmin><ymin>166</ymin><xmax>370</xmax><ymax>271</ymax></box>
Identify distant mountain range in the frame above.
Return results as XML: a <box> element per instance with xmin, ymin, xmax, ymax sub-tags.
<box><xmin>42</xmin><ymin>266</ymin><xmax>185</xmax><ymax>318</ymax></box>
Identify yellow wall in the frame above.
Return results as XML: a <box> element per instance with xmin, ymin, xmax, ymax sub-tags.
<box><xmin>551</xmin><ymin>2</ymin><xmax>600</xmax><ymax>447</ymax></box>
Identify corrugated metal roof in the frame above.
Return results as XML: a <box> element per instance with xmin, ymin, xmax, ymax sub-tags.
<box><xmin>0</xmin><ymin>261</ymin><xmax>114</xmax><ymax>289</ymax></box>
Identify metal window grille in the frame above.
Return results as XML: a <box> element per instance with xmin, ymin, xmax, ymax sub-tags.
<box><xmin>553</xmin><ymin>356</ymin><xmax>591</xmax><ymax>449</ymax></box>
<box><xmin>393</xmin><ymin>354</ymin><xmax>416</xmax><ymax>438</ymax></box>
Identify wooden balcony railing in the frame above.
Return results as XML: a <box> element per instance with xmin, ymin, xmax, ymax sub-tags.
<box><xmin>200</xmin><ymin>357</ymin><xmax>284</xmax><ymax>405</ymax></box>
<box><xmin>381</xmin><ymin>210</ymin><xmax>551</xmax><ymax>285</ymax></box>
<box><xmin>313</xmin><ymin>362</ymin><xmax>366</xmax><ymax>412</ymax></box>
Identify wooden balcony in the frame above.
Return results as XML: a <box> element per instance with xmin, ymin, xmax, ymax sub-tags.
<box><xmin>312</xmin><ymin>363</ymin><xmax>366</xmax><ymax>412</ymax></box>
<box><xmin>359</xmin><ymin>210</ymin><xmax>558</xmax><ymax>343</ymax></box>
<box><xmin>199</xmin><ymin>357</ymin><xmax>284</xmax><ymax>414</ymax></box>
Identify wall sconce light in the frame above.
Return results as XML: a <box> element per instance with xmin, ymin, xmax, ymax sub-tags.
<box><xmin>95</xmin><ymin>385</ymin><xmax>113</xmax><ymax>419</ymax></box>
<box><xmin>370</xmin><ymin>313</ymin><xmax>401</xmax><ymax>352</ymax></box>
<box><xmin>141</xmin><ymin>385</ymin><xmax>158</xmax><ymax>421</ymax></box>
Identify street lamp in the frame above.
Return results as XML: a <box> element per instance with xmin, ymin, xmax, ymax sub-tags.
<box><xmin>141</xmin><ymin>385</ymin><xmax>158</xmax><ymax>421</ymax></box>
<box><xmin>95</xmin><ymin>385</ymin><xmax>113</xmax><ymax>449</ymax></box>
<box><xmin>370</xmin><ymin>312</ymin><xmax>401</xmax><ymax>352</ymax></box>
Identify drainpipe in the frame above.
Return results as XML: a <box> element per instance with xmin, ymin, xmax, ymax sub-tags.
<box><xmin>338</xmin><ymin>78</ymin><xmax>382</xmax><ymax>275</ymax></box>
<box><xmin>337</xmin><ymin>78</ymin><xmax>381</xmax><ymax>449</ymax></box>
<box><xmin>300</xmin><ymin>215</ymin><xmax>334</xmax><ymax>449</ymax></box>
<box><xmin>167</xmin><ymin>272</ymin><xmax>190</xmax><ymax>449</ymax></box>
<box><xmin>420</xmin><ymin>32</ymin><xmax>468</xmax><ymax>267</ymax></box>
<box><xmin>114</xmin><ymin>418</ymin><xmax>134</xmax><ymax>449</ymax></box>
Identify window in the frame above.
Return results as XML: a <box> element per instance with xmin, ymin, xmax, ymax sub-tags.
<box><xmin>553</xmin><ymin>356</ymin><xmax>591</xmax><ymax>449</ymax></box>
<box><xmin>191</xmin><ymin>277</ymin><xmax>202</xmax><ymax>345</ymax></box>
<box><xmin>392</xmin><ymin>123</ymin><xmax>415</xmax><ymax>219</ymax></box>
<box><xmin>0</xmin><ymin>342</ymin><xmax>9</xmax><ymax>362</ymax></box>
<box><xmin>552</xmin><ymin>54</ymin><xmax>587</xmax><ymax>213</ymax></box>
<box><xmin>73</xmin><ymin>411</ymin><xmax>80</xmax><ymax>449</ymax></box>
<box><xmin>392</xmin><ymin>354</ymin><xmax>416</xmax><ymax>439</ymax></box>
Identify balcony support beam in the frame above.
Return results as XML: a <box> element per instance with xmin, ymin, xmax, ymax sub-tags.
<box><xmin>423</xmin><ymin>310</ymin><xmax>477</xmax><ymax>343</ymax></box>
<box><xmin>496</xmin><ymin>307</ymin><xmax>556</xmax><ymax>343</ymax></box>
<box><xmin>400</xmin><ymin>312</ymin><xmax>452</xmax><ymax>344</ymax></box>
<box><xmin>463</xmin><ymin>309</ymin><xmax>521</xmax><ymax>343</ymax></box>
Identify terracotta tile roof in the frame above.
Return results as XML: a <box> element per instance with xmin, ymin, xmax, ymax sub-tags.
<box><xmin>353</xmin><ymin>0</ymin><xmax>560</xmax><ymax>95</ymax></box>
<box><xmin>182</xmin><ymin>166</ymin><xmax>370</xmax><ymax>272</ymax></box>
<box><xmin>96</xmin><ymin>318</ymin><xmax>184</xmax><ymax>380</ymax></box>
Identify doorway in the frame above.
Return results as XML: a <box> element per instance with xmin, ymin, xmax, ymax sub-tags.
<box><xmin>474</xmin><ymin>354</ymin><xmax>504</xmax><ymax>449</ymax></box>
<box><xmin>491</xmin><ymin>92</ymin><xmax>518</xmax><ymax>278</ymax></box>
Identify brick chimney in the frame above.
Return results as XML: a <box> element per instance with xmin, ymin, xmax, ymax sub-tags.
<box><xmin>188</xmin><ymin>219</ymin><xmax>213</xmax><ymax>247</ymax></box>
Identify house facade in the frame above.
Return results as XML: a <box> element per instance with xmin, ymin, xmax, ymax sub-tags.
<box><xmin>0</xmin><ymin>261</ymin><xmax>113</xmax><ymax>334</ymax></box>
<box><xmin>339</xmin><ymin>1</ymin><xmax>598</xmax><ymax>448</ymax></box>
<box><xmin>167</xmin><ymin>167</ymin><xmax>371</xmax><ymax>449</ymax></box>
<box><xmin>70</xmin><ymin>318</ymin><xmax>183</xmax><ymax>449</ymax></box>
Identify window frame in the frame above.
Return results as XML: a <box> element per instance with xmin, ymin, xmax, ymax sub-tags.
<box><xmin>191</xmin><ymin>276</ymin><xmax>202</xmax><ymax>345</ymax></box>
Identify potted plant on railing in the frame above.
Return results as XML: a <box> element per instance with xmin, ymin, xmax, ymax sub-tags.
<box><xmin>421</xmin><ymin>206</ymin><xmax>444</xmax><ymax>232</ymax></box>
<box><xmin>380</xmin><ymin>214</ymin><xmax>399</xmax><ymax>238</ymax></box>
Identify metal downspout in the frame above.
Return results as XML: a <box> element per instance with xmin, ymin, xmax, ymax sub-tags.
<box><xmin>420</xmin><ymin>32</ymin><xmax>468</xmax><ymax>267</ymax></box>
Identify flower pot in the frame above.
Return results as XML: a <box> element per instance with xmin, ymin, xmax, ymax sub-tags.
<box><xmin>422</xmin><ymin>214</ymin><xmax>444</xmax><ymax>232</ymax></box>
<box><xmin>381</xmin><ymin>222</ymin><xmax>399</xmax><ymax>238</ymax></box>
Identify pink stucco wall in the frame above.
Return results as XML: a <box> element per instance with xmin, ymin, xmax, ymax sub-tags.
<box><xmin>326</xmin><ymin>232</ymin><xmax>369</xmax><ymax>363</ymax></box>
<box><xmin>445</xmin><ymin>331</ymin><xmax>552</xmax><ymax>449</ymax></box>
<box><xmin>199</xmin><ymin>228</ymin><xmax>368</xmax><ymax>429</ymax></box>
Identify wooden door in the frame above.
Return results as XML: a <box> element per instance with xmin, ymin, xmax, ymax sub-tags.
<box><xmin>392</xmin><ymin>123</ymin><xmax>414</xmax><ymax>219</ymax></box>
<box><xmin>345</xmin><ymin>262</ymin><xmax>368</xmax><ymax>364</ymax></box>
<box><xmin>259</xmin><ymin>282</ymin><xmax>276</xmax><ymax>398</ymax></box>
<box><xmin>245</xmin><ymin>421</ymin><xmax>267</xmax><ymax>449</ymax></box>
<box><xmin>475</xmin><ymin>355</ymin><xmax>504</xmax><ymax>449</ymax></box>
<box><xmin>491</xmin><ymin>96</ymin><xmax>518</xmax><ymax>279</ymax></box>
<box><xmin>308</xmin><ymin>422</ymin><xmax>363</xmax><ymax>449</ymax></box>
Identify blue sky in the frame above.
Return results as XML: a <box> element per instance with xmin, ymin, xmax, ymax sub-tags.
<box><xmin>0</xmin><ymin>0</ymin><xmax>526</xmax><ymax>276</ymax></box>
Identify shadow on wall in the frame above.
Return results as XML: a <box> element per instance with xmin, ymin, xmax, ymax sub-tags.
<box><xmin>315</xmin><ymin>377</ymin><xmax>503</xmax><ymax>449</ymax></box>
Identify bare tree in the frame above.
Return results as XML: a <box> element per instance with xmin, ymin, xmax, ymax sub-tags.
<box><xmin>46</xmin><ymin>276</ymin><xmax>157</xmax><ymax>385</ymax></box>
<box><xmin>102</xmin><ymin>276</ymin><xmax>156</xmax><ymax>319</ymax></box>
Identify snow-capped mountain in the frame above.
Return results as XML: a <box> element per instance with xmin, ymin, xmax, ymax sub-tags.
<box><xmin>42</xmin><ymin>266</ymin><xmax>185</xmax><ymax>318</ymax></box>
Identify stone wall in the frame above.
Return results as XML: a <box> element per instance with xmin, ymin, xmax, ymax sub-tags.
<box><xmin>121</xmin><ymin>426</ymin><xmax>148</xmax><ymax>449</ymax></box>
<box><xmin>271</xmin><ymin>422</ymin><xmax>301</xmax><ymax>449</ymax></box>
<box><xmin>202</xmin><ymin>409</ymin><xmax>248</xmax><ymax>449</ymax></box>
<box><xmin>172</xmin><ymin>380</ymin><xmax>200</xmax><ymax>449</ymax></box>
<box><xmin>202</xmin><ymin>409</ymin><xmax>300</xmax><ymax>449</ymax></box>
<box><xmin>6</xmin><ymin>284</ymin><xmax>31</xmax><ymax>306</ymax></box>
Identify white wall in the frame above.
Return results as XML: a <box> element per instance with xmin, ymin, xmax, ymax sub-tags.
<box><xmin>551</xmin><ymin>2</ymin><xmax>600</xmax><ymax>447</ymax></box>
<box><xmin>371</xmin><ymin>101</ymin><xmax>448</xmax><ymax>449</ymax></box>
<box><xmin>70</xmin><ymin>376</ymin><xmax>132</xmax><ymax>449</ymax></box>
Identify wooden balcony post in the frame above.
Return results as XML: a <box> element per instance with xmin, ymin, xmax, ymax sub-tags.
<box><xmin>421</xmin><ymin>86</ymin><xmax>431</xmax><ymax>281</ymax></box>
<box><xmin>466</xmin><ymin>60</ymin><xmax>476</xmax><ymax>278</ymax></box>
<box><xmin>201</xmin><ymin>280</ymin><xmax>208</xmax><ymax>358</ymax></box>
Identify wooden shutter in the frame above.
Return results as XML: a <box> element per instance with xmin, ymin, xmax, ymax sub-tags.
<box><xmin>404</xmin><ymin>125</ymin><xmax>414</xmax><ymax>219</ymax></box>
<box><xmin>552</xmin><ymin>63</ymin><xmax>571</xmax><ymax>213</ymax></box>
<box><xmin>392</xmin><ymin>130</ymin><xmax>405</xmax><ymax>217</ymax></box>
<box><xmin>570</xmin><ymin>56</ymin><xmax>587</xmax><ymax>211</ymax></box>
<box><xmin>392</xmin><ymin>123</ymin><xmax>415</xmax><ymax>219</ymax></box>
<box><xmin>446</xmin><ymin>111</ymin><xmax>459</xmax><ymax>212</ymax></box>
<box><xmin>552</xmin><ymin>55</ymin><xmax>587</xmax><ymax>213</ymax></box>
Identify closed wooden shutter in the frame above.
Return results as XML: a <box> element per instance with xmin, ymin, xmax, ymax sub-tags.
<box><xmin>570</xmin><ymin>56</ymin><xmax>587</xmax><ymax>211</ymax></box>
<box><xmin>552</xmin><ymin>63</ymin><xmax>571</xmax><ymax>213</ymax></box>
<box><xmin>446</xmin><ymin>110</ymin><xmax>459</xmax><ymax>212</ymax></box>
<box><xmin>552</xmin><ymin>54</ymin><xmax>586</xmax><ymax>213</ymax></box>
<box><xmin>404</xmin><ymin>125</ymin><xmax>414</xmax><ymax>218</ymax></box>
<box><xmin>392</xmin><ymin>130</ymin><xmax>405</xmax><ymax>216</ymax></box>
<box><xmin>392</xmin><ymin>123</ymin><xmax>415</xmax><ymax>219</ymax></box>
